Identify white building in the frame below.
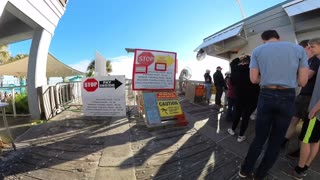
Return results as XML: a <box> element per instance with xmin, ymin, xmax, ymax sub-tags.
<box><xmin>195</xmin><ymin>0</ymin><xmax>320</xmax><ymax>60</ymax></box>
<box><xmin>0</xmin><ymin>0</ymin><xmax>68</xmax><ymax>119</ymax></box>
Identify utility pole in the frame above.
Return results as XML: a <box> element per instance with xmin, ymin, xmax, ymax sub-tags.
<box><xmin>236</xmin><ymin>0</ymin><xmax>247</xmax><ymax>19</ymax></box>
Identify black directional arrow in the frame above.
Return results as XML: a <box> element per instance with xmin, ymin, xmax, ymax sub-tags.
<box><xmin>111</xmin><ymin>79</ymin><xmax>123</xmax><ymax>89</ymax></box>
<box><xmin>99</xmin><ymin>79</ymin><xmax>123</xmax><ymax>89</ymax></box>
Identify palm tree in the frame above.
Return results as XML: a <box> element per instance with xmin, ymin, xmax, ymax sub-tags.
<box><xmin>86</xmin><ymin>59</ymin><xmax>112</xmax><ymax>77</ymax></box>
<box><xmin>9</xmin><ymin>54</ymin><xmax>29</xmax><ymax>62</ymax></box>
<box><xmin>0</xmin><ymin>45</ymin><xmax>11</xmax><ymax>87</ymax></box>
<box><xmin>0</xmin><ymin>45</ymin><xmax>10</xmax><ymax>63</ymax></box>
<box><xmin>1</xmin><ymin>45</ymin><xmax>29</xmax><ymax>87</ymax></box>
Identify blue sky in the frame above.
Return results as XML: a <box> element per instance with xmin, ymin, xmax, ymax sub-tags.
<box><xmin>8</xmin><ymin>0</ymin><xmax>287</xmax><ymax>81</ymax></box>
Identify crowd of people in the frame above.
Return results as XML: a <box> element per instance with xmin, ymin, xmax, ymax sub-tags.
<box><xmin>203</xmin><ymin>30</ymin><xmax>320</xmax><ymax>180</ymax></box>
<box><xmin>0</xmin><ymin>91</ymin><xmax>13</xmax><ymax>102</ymax></box>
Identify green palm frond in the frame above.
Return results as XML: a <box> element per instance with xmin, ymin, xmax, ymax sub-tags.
<box><xmin>86</xmin><ymin>59</ymin><xmax>112</xmax><ymax>76</ymax></box>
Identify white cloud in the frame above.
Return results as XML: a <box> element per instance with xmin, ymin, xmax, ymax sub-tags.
<box><xmin>68</xmin><ymin>59</ymin><xmax>91</xmax><ymax>72</ymax></box>
<box><xmin>109</xmin><ymin>56</ymin><xmax>134</xmax><ymax>79</ymax></box>
<box><xmin>67</xmin><ymin>57</ymin><xmax>134</xmax><ymax>79</ymax></box>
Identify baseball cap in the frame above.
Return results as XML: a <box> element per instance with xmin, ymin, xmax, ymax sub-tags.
<box><xmin>217</xmin><ymin>66</ymin><xmax>222</xmax><ymax>69</ymax></box>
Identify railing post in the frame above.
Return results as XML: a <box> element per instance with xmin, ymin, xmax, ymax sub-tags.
<box><xmin>11</xmin><ymin>88</ymin><xmax>16</xmax><ymax>118</ymax></box>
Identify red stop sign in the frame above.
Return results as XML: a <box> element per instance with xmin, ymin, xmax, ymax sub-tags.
<box><xmin>83</xmin><ymin>78</ymin><xmax>98</xmax><ymax>92</ymax></box>
<box><xmin>138</xmin><ymin>52</ymin><xmax>154</xmax><ymax>66</ymax></box>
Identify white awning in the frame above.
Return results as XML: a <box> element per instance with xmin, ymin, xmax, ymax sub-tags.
<box><xmin>283</xmin><ymin>0</ymin><xmax>320</xmax><ymax>16</ymax></box>
<box><xmin>194</xmin><ymin>23</ymin><xmax>244</xmax><ymax>52</ymax></box>
<box><xmin>0</xmin><ymin>53</ymin><xmax>84</xmax><ymax>77</ymax></box>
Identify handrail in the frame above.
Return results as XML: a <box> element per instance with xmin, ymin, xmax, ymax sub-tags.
<box><xmin>0</xmin><ymin>85</ymin><xmax>27</xmax><ymax>117</ymax></box>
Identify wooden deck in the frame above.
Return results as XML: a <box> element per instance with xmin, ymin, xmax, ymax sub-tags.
<box><xmin>1</xmin><ymin>98</ymin><xmax>320</xmax><ymax>180</ymax></box>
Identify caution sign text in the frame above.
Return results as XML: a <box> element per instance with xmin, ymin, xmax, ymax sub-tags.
<box><xmin>157</xmin><ymin>100</ymin><xmax>183</xmax><ymax>117</ymax></box>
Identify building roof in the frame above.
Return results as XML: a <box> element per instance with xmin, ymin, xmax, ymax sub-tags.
<box><xmin>199</xmin><ymin>0</ymin><xmax>293</xmax><ymax>44</ymax></box>
<box><xmin>283</xmin><ymin>0</ymin><xmax>320</xmax><ymax>16</ymax></box>
<box><xmin>0</xmin><ymin>53</ymin><xmax>84</xmax><ymax>77</ymax></box>
<box><xmin>194</xmin><ymin>23</ymin><xmax>244</xmax><ymax>52</ymax></box>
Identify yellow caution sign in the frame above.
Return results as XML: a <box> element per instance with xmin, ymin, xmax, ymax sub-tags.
<box><xmin>158</xmin><ymin>100</ymin><xmax>183</xmax><ymax>117</ymax></box>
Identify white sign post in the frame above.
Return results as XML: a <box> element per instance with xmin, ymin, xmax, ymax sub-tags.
<box><xmin>95</xmin><ymin>51</ymin><xmax>107</xmax><ymax>77</ymax></box>
<box><xmin>81</xmin><ymin>75</ymin><xmax>126</xmax><ymax>116</ymax></box>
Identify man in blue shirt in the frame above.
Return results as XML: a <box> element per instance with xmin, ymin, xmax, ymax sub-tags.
<box><xmin>239</xmin><ymin>30</ymin><xmax>309</xmax><ymax>179</ymax></box>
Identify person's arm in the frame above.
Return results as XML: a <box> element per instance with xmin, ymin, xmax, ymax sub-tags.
<box><xmin>250</xmin><ymin>68</ymin><xmax>260</xmax><ymax>84</ymax></box>
<box><xmin>220</xmin><ymin>74</ymin><xmax>226</xmax><ymax>87</ymax></box>
<box><xmin>309</xmin><ymin>100</ymin><xmax>320</xmax><ymax>119</ymax></box>
<box><xmin>249</xmin><ymin>50</ymin><xmax>260</xmax><ymax>84</ymax></box>
<box><xmin>298</xmin><ymin>67</ymin><xmax>309</xmax><ymax>87</ymax></box>
<box><xmin>308</xmin><ymin>70</ymin><xmax>316</xmax><ymax>79</ymax></box>
<box><xmin>298</xmin><ymin>47</ymin><xmax>310</xmax><ymax>87</ymax></box>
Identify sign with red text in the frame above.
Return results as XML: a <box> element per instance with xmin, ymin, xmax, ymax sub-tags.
<box><xmin>132</xmin><ymin>49</ymin><xmax>177</xmax><ymax>90</ymax></box>
<box><xmin>83</xmin><ymin>78</ymin><xmax>98</xmax><ymax>92</ymax></box>
<box><xmin>81</xmin><ymin>75</ymin><xmax>126</xmax><ymax>116</ymax></box>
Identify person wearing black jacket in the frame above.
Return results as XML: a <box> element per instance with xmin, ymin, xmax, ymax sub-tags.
<box><xmin>204</xmin><ymin>69</ymin><xmax>212</xmax><ymax>104</ymax></box>
<box><xmin>213</xmin><ymin>66</ymin><xmax>225</xmax><ymax>106</ymax></box>
<box><xmin>227</xmin><ymin>55</ymin><xmax>260</xmax><ymax>142</ymax></box>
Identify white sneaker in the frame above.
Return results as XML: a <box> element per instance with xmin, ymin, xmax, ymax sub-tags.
<box><xmin>227</xmin><ymin>128</ymin><xmax>235</xmax><ymax>136</ymax></box>
<box><xmin>237</xmin><ymin>136</ymin><xmax>246</xmax><ymax>142</ymax></box>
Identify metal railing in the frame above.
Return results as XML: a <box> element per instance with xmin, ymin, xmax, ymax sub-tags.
<box><xmin>39</xmin><ymin>81</ymin><xmax>82</xmax><ymax>120</ymax></box>
<box><xmin>0</xmin><ymin>86</ymin><xmax>27</xmax><ymax>117</ymax></box>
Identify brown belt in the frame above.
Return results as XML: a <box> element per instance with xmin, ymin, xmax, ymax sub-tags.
<box><xmin>262</xmin><ymin>85</ymin><xmax>289</xmax><ymax>90</ymax></box>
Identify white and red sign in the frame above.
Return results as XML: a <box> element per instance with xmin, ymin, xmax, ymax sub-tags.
<box><xmin>83</xmin><ymin>78</ymin><xmax>98</xmax><ymax>92</ymax></box>
<box><xmin>132</xmin><ymin>49</ymin><xmax>177</xmax><ymax>90</ymax></box>
<box><xmin>138</xmin><ymin>52</ymin><xmax>154</xmax><ymax>66</ymax></box>
<box><xmin>81</xmin><ymin>76</ymin><xmax>126</xmax><ymax>116</ymax></box>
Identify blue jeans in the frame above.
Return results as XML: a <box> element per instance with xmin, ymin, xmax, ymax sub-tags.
<box><xmin>241</xmin><ymin>88</ymin><xmax>295</xmax><ymax>178</ymax></box>
<box><xmin>205</xmin><ymin>84</ymin><xmax>212</xmax><ymax>101</ymax></box>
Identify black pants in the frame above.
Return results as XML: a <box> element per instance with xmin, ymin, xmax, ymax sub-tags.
<box><xmin>231</xmin><ymin>97</ymin><xmax>257</xmax><ymax>136</ymax></box>
<box><xmin>215</xmin><ymin>86</ymin><xmax>223</xmax><ymax>105</ymax></box>
<box><xmin>226</xmin><ymin>97</ymin><xmax>236</xmax><ymax>121</ymax></box>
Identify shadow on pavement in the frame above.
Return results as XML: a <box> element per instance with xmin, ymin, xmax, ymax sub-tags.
<box><xmin>0</xmin><ymin>113</ymin><xmax>133</xmax><ymax>179</ymax></box>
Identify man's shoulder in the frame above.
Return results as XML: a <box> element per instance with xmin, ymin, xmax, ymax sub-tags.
<box><xmin>278</xmin><ymin>42</ymin><xmax>305</xmax><ymax>51</ymax></box>
<box><xmin>311</xmin><ymin>56</ymin><xmax>320</xmax><ymax>62</ymax></box>
<box><xmin>310</xmin><ymin>56</ymin><xmax>320</xmax><ymax>66</ymax></box>
<box><xmin>254</xmin><ymin>41</ymin><xmax>303</xmax><ymax>54</ymax></box>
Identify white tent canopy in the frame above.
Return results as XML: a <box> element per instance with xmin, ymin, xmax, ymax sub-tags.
<box><xmin>0</xmin><ymin>53</ymin><xmax>84</xmax><ymax>77</ymax></box>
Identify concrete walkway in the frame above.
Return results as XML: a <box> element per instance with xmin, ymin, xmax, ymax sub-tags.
<box><xmin>0</xmin><ymin>99</ymin><xmax>320</xmax><ymax>180</ymax></box>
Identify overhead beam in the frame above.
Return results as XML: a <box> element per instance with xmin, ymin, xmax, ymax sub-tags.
<box><xmin>0</xmin><ymin>20</ymin><xmax>33</xmax><ymax>45</ymax></box>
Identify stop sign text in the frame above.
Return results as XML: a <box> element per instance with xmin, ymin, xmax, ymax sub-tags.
<box><xmin>84</xmin><ymin>78</ymin><xmax>98</xmax><ymax>92</ymax></box>
<box><xmin>138</xmin><ymin>52</ymin><xmax>154</xmax><ymax>66</ymax></box>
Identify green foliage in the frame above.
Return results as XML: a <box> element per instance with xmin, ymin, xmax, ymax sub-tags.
<box><xmin>6</xmin><ymin>94</ymin><xmax>29</xmax><ymax>114</ymax></box>
<box><xmin>86</xmin><ymin>70</ymin><xmax>94</xmax><ymax>77</ymax></box>
<box><xmin>9</xmin><ymin>54</ymin><xmax>29</xmax><ymax>62</ymax></box>
<box><xmin>86</xmin><ymin>59</ymin><xmax>112</xmax><ymax>77</ymax></box>
<box><xmin>0</xmin><ymin>44</ymin><xmax>11</xmax><ymax>64</ymax></box>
